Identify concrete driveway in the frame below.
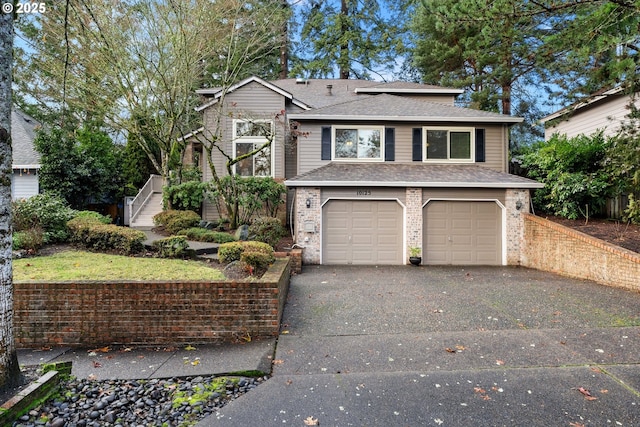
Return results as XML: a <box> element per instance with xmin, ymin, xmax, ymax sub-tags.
<box><xmin>198</xmin><ymin>265</ymin><xmax>640</xmax><ymax>426</ymax></box>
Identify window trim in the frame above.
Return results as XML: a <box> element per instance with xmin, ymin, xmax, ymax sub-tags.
<box><xmin>232</xmin><ymin>119</ymin><xmax>275</xmax><ymax>177</ymax></box>
<box><xmin>331</xmin><ymin>125</ymin><xmax>385</xmax><ymax>162</ymax></box>
<box><xmin>423</xmin><ymin>126</ymin><xmax>475</xmax><ymax>163</ymax></box>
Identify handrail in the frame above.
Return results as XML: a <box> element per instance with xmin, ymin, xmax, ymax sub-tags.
<box><xmin>129</xmin><ymin>174</ymin><xmax>163</xmax><ymax>224</ymax></box>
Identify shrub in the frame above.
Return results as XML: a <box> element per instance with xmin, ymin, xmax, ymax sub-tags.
<box><xmin>241</xmin><ymin>250</ymin><xmax>275</xmax><ymax>271</ymax></box>
<box><xmin>72</xmin><ymin>210</ymin><xmax>112</xmax><ymax>224</ymax></box>
<box><xmin>12</xmin><ymin>193</ymin><xmax>75</xmax><ymax>243</ymax></box>
<box><xmin>218</xmin><ymin>240</ymin><xmax>274</xmax><ymax>267</ymax></box>
<box><xmin>152</xmin><ymin>236</ymin><xmax>191</xmax><ymax>258</ymax></box>
<box><xmin>153</xmin><ymin>210</ymin><xmax>201</xmax><ymax>235</ymax></box>
<box><xmin>13</xmin><ymin>228</ymin><xmax>44</xmax><ymax>252</ymax></box>
<box><xmin>163</xmin><ymin>181</ymin><xmax>208</xmax><ymax>211</ymax></box>
<box><xmin>177</xmin><ymin>227</ymin><xmax>236</xmax><ymax>243</ymax></box>
<box><xmin>248</xmin><ymin>217</ymin><xmax>286</xmax><ymax>248</ymax></box>
<box><xmin>67</xmin><ymin>217</ymin><xmax>145</xmax><ymax>255</ymax></box>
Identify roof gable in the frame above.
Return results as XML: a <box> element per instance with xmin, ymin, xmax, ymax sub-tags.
<box><xmin>11</xmin><ymin>110</ymin><xmax>41</xmax><ymax>168</ymax></box>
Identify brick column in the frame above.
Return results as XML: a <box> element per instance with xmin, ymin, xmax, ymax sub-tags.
<box><xmin>405</xmin><ymin>188</ymin><xmax>422</xmax><ymax>262</ymax></box>
<box><xmin>294</xmin><ymin>187</ymin><xmax>321</xmax><ymax>264</ymax></box>
<box><xmin>505</xmin><ymin>189</ymin><xmax>530</xmax><ymax>265</ymax></box>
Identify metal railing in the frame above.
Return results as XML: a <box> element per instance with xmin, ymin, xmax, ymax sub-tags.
<box><xmin>129</xmin><ymin>174</ymin><xmax>163</xmax><ymax>224</ymax></box>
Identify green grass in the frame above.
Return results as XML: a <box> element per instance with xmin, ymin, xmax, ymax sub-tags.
<box><xmin>13</xmin><ymin>250</ymin><xmax>225</xmax><ymax>281</ymax></box>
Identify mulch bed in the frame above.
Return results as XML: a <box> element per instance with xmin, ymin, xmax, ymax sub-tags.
<box><xmin>545</xmin><ymin>216</ymin><xmax>640</xmax><ymax>254</ymax></box>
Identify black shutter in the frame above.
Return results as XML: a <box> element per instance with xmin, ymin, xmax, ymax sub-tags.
<box><xmin>321</xmin><ymin>126</ymin><xmax>332</xmax><ymax>160</ymax></box>
<box><xmin>412</xmin><ymin>128</ymin><xmax>422</xmax><ymax>161</ymax></box>
<box><xmin>385</xmin><ymin>128</ymin><xmax>395</xmax><ymax>161</ymax></box>
<box><xmin>475</xmin><ymin>128</ymin><xmax>485</xmax><ymax>162</ymax></box>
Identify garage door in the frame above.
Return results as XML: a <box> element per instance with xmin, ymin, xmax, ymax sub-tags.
<box><xmin>323</xmin><ymin>200</ymin><xmax>403</xmax><ymax>265</ymax></box>
<box><xmin>423</xmin><ymin>201</ymin><xmax>502</xmax><ymax>265</ymax></box>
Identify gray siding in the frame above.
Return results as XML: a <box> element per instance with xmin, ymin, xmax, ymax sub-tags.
<box><xmin>545</xmin><ymin>94</ymin><xmax>637</xmax><ymax>140</ymax></box>
<box><xmin>11</xmin><ymin>171</ymin><xmax>39</xmax><ymax>200</ymax></box>
<box><xmin>201</xmin><ymin>81</ymin><xmax>287</xmax><ymax>220</ymax></box>
<box><xmin>297</xmin><ymin>122</ymin><xmax>508</xmax><ymax>175</ymax></box>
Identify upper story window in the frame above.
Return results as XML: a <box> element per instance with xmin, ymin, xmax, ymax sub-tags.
<box><xmin>424</xmin><ymin>127</ymin><xmax>474</xmax><ymax>162</ymax></box>
<box><xmin>233</xmin><ymin>119</ymin><xmax>274</xmax><ymax>176</ymax></box>
<box><xmin>334</xmin><ymin>126</ymin><xmax>383</xmax><ymax>161</ymax></box>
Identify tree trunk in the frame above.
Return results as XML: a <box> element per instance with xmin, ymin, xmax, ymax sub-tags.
<box><xmin>279</xmin><ymin>0</ymin><xmax>289</xmax><ymax>79</ymax></box>
<box><xmin>339</xmin><ymin>0</ymin><xmax>349</xmax><ymax>79</ymax></box>
<box><xmin>0</xmin><ymin>12</ymin><xmax>22</xmax><ymax>391</ymax></box>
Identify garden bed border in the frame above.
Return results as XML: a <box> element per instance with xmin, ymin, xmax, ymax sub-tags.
<box><xmin>14</xmin><ymin>258</ymin><xmax>292</xmax><ymax>348</ymax></box>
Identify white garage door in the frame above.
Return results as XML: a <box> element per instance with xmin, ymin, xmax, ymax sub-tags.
<box><xmin>323</xmin><ymin>200</ymin><xmax>403</xmax><ymax>265</ymax></box>
<box><xmin>423</xmin><ymin>201</ymin><xmax>502</xmax><ymax>265</ymax></box>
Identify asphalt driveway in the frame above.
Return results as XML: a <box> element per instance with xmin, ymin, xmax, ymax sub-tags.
<box><xmin>199</xmin><ymin>265</ymin><xmax>640</xmax><ymax>426</ymax></box>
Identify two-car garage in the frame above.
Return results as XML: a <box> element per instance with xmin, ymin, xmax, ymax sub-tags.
<box><xmin>320</xmin><ymin>194</ymin><xmax>504</xmax><ymax>266</ymax></box>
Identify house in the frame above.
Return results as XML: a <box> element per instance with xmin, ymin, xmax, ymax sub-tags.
<box><xmin>11</xmin><ymin>110</ymin><xmax>41</xmax><ymax>200</ymax></box>
<box><xmin>541</xmin><ymin>87</ymin><xmax>639</xmax><ymax>140</ymax></box>
<box><xmin>193</xmin><ymin>76</ymin><xmax>543</xmax><ymax>266</ymax></box>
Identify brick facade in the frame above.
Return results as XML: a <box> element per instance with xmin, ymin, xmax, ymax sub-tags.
<box><xmin>294</xmin><ymin>187</ymin><xmax>321</xmax><ymax>264</ymax></box>
<box><xmin>406</xmin><ymin>188</ymin><xmax>422</xmax><ymax>260</ymax></box>
<box><xmin>505</xmin><ymin>189</ymin><xmax>530</xmax><ymax>265</ymax></box>
<box><xmin>521</xmin><ymin>214</ymin><xmax>640</xmax><ymax>292</ymax></box>
<box><xmin>13</xmin><ymin>259</ymin><xmax>291</xmax><ymax>348</ymax></box>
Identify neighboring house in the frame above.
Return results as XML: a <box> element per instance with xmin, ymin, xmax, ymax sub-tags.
<box><xmin>193</xmin><ymin>76</ymin><xmax>543</xmax><ymax>266</ymax></box>
<box><xmin>11</xmin><ymin>110</ymin><xmax>41</xmax><ymax>200</ymax></box>
<box><xmin>541</xmin><ymin>87</ymin><xmax>639</xmax><ymax>140</ymax></box>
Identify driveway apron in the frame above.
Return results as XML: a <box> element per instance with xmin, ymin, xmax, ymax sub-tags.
<box><xmin>197</xmin><ymin>265</ymin><xmax>640</xmax><ymax>426</ymax></box>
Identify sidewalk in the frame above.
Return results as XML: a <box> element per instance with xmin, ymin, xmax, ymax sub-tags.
<box><xmin>18</xmin><ymin>339</ymin><xmax>276</xmax><ymax>380</ymax></box>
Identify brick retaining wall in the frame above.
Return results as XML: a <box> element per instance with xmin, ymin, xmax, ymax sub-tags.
<box><xmin>522</xmin><ymin>214</ymin><xmax>639</xmax><ymax>292</ymax></box>
<box><xmin>14</xmin><ymin>258</ymin><xmax>291</xmax><ymax>348</ymax></box>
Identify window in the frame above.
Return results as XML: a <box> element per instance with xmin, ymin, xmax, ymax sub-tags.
<box><xmin>333</xmin><ymin>127</ymin><xmax>383</xmax><ymax>160</ymax></box>
<box><xmin>233</xmin><ymin>119</ymin><xmax>273</xmax><ymax>176</ymax></box>
<box><xmin>424</xmin><ymin>127</ymin><xmax>474</xmax><ymax>162</ymax></box>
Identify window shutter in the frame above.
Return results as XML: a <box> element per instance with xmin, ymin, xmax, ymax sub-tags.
<box><xmin>412</xmin><ymin>128</ymin><xmax>422</xmax><ymax>161</ymax></box>
<box><xmin>385</xmin><ymin>128</ymin><xmax>395</xmax><ymax>161</ymax></box>
<box><xmin>321</xmin><ymin>126</ymin><xmax>332</xmax><ymax>160</ymax></box>
<box><xmin>475</xmin><ymin>129</ymin><xmax>485</xmax><ymax>162</ymax></box>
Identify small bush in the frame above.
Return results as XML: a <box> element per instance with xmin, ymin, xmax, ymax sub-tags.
<box><xmin>241</xmin><ymin>250</ymin><xmax>275</xmax><ymax>271</ymax></box>
<box><xmin>153</xmin><ymin>210</ymin><xmax>201</xmax><ymax>235</ymax></box>
<box><xmin>218</xmin><ymin>240</ymin><xmax>274</xmax><ymax>266</ymax></box>
<box><xmin>12</xmin><ymin>193</ymin><xmax>75</xmax><ymax>243</ymax></box>
<box><xmin>218</xmin><ymin>241</ymin><xmax>245</xmax><ymax>264</ymax></box>
<box><xmin>72</xmin><ymin>210</ymin><xmax>112</xmax><ymax>224</ymax></box>
<box><xmin>13</xmin><ymin>228</ymin><xmax>44</xmax><ymax>252</ymax></box>
<box><xmin>163</xmin><ymin>181</ymin><xmax>208</xmax><ymax>211</ymax></box>
<box><xmin>67</xmin><ymin>217</ymin><xmax>145</xmax><ymax>255</ymax></box>
<box><xmin>248</xmin><ymin>217</ymin><xmax>286</xmax><ymax>248</ymax></box>
<box><xmin>177</xmin><ymin>227</ymin><xmax>236</xmax><ymax>243</ymax></box>
<box><xmin>152</xmin><ymin>236</ymin><xmax>191</xmax><ymax>258</ymax></box>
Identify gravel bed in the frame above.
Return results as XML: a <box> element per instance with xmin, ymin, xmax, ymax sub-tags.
<box><xmin>12</xmin><ymin>375</ymin><xmax>267</xmax><ymax>426</ymax></box>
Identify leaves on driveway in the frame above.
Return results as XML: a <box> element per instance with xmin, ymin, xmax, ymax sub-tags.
<box><xmin>576</xmin><ymin>387</ymin><xmax>597</xmax><ymax>401</ymax></box>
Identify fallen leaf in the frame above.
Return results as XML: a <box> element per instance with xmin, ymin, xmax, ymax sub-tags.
<box><xmin>577</xmin><ymin>387</ymin><xmax>597</xmax><ymax>400</ymax></box>
<box><xmin>569</xmin><ymin>423</ymin><xmax>585</xmax><ymax>427</ymax></box>
<box><xmin>496</xmin><ymin>359</ymin><xmax>505</xmax><ymax>366</ymax></box>
<box><xmin>285</xmin><ymin>379</ymin><xmax>293</xmax><ymax>385</ymax></box>
<box><xmin>89</xmin><ymin>346</ymin><xmax>110</xmax><ymax>353</ymax></box>
<box><xmin>455</xmin><ymin>345</ymin><xmax>466</xmax><ymax>351</ymax></box>
<box><xmin>445</xmin><ymin>347</ymin><xmax>456</xmax><ymax>353</ymax></box>
<box><xmin>184</xmin><ymin>345</ymin><xmax>196</xmax><ymax>351</ymax></box>
<box><xmin>281</xmin><ymin>330</ymin><xmax>290</xmax><ymax>334</ymax></box>
<box><xmin>87</xmin><ymin>374</ymin><xmax>97</xmax><ymax>380</ymax></box>
<box><xmin>191</xmin><ymin>359</ymin><xmax>200</xmax><ymax>366</ymax></box>
<box><xmin>474</xmin><ymin>387</ymin><xmax>486</xmax><ymax>394</ymax></box>
<box><xmin>93</xmin><ymin>361</ymin><xmax>102</xmax><ymax>368</ymax></box>
<box><xmin>600</xmin><ymin>389</ymin><xmax>609</xmax><ymax>394</ymax></box>
<box><xmin>303</xmin><ymin>416</ymin><xmax>319</xmax><ymax>425</ymax></box>
<box><xmin>272</xmin><ymin>359</ymin><xmax>284</xmax><ymax>365</ymax></box>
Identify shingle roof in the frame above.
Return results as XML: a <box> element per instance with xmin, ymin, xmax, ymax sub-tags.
<box><xmin>11</xmin><ymin>110</ymin><xmax>41</xmax><ymax>168</ymax></box>
<box><xmin>287</xmin><ymin>94</ymin><xmax>522</xmax><ymax>123</ymax></box>
<box><xmin>285</xmin><ymin>162</ymin><xmax>543</xmax><ymax>189</ymax></box>
<box><xmin>269</xmin><ymin>78</ymin><xmax>463</xmax><ymax>109</ymax></box>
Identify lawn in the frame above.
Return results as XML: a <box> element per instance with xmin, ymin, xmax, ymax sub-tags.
<box><xmin>13</xmin><ymin>250</ymin><xmax>226</xmax><ymax>281</ymax></box>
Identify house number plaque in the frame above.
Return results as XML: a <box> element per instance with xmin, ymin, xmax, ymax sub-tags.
<box><xmin>356</xmin><ymin>189</ymin><xmax>372</xmax><ymax>196</ymax></box>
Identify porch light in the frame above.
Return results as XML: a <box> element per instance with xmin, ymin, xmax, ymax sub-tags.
<box><xmin>306</xmin><ymin>198</ymin><xmax>311</xmax><ymax>208</ymax></box>
<box><xmin>515</xmin><ymin>200</ymin><xmax>523</xmax><ymax>210</ymax></box>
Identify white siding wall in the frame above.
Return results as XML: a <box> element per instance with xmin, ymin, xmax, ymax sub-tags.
<box><xmin>545</xmin><ymin>94</ymin><xmax>638</xmax><ymax>140</ymax></box>
<box><xmin>11</xmin><ymin>171</ymin><xmax>38</xmax><ymax>200</ymax></box>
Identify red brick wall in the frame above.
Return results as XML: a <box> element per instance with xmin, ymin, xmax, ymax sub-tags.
<box><xmin>14</xmin><ymin>258</ymin><xmax>291</xmax><ymax>348</ymax></box>
<box><xmin>522</xmin><ymin>214</ymin><xmax>639</xmax><ymax>292</ymax></box>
